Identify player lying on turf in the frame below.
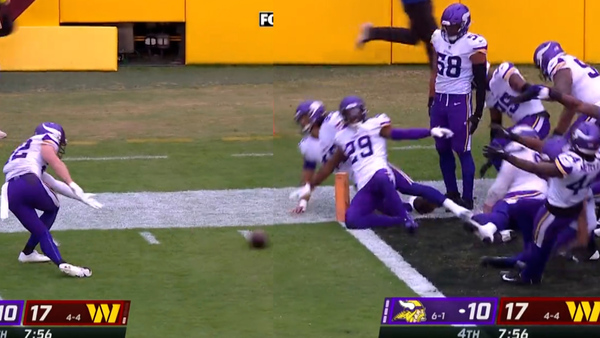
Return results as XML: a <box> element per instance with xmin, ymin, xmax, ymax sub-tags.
<box><xmin>480</xmin><ymin>62</ymin><xmax>551</xmax><ymax>175</ymax></box>
<box><xmin>467</xmin><ymin>126</ymin><xmax>548</xmax><ymax>244</ymax></box>
<box><xmin>290</xmin><ymin>96</ymin><xmax>487</xmax><ymax>233</ymax></box>
<box><xmin>293</xmin><ymin>100</ymin><xmax>477</xmax><ymax>218</ymax></box>
<box><xmin>428</xmin><ymin>3</ymin><xmax>488</xmax><ymax>210</ymax></box>
<box><xmin>1</xmin><ymin>123</ymin><xmax>102</xmax><ymax>278</ymax></box>
<box><xmin>483</xmin><ymin>122</ymin><xmax>600</xmax><ymax>284</ymax></box>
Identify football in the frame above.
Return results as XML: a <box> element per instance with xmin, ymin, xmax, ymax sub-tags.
<box><xmin>249</xmin><ymin>230</ymin><xmax>268</xmax><ymax>249</ymax></box>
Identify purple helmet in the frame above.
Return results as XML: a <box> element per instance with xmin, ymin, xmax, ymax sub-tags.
<box><xmin>34</xmin><ymin>122</ymin><xmax>67</xmax><ymax>158</ymax></box>
<box><xmin>339</xmin><ymin>96</ymin><xmax>368</xmax><ymax>126</ymax></box>
<box><xmin>569</xmin><ymin>121</ymin><xmax>600</xmax><ymax>156</ymax></box>
<box><xmin>533</xmin><ymin>41</ymin><xmax>565</xmax><ymax>81</ymax></box>
<box><xmin>441</xmin><ymin>3</ymin><xmax>471</xmax><ymax>43</ymax></box>
<box><xmin>294</xmin><ymin>100</ymin><xmax>326</xmax><ymax>133</ymax></box>
<box><xmin>512</xmin><ymin>125</ymin><xmax>540</xmax><ymax>139</ymax></box>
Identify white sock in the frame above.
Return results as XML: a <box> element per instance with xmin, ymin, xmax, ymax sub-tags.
<box><xmin>407</xmin><ymin>196</ymin><xmax>417</xmax><ymax>209</ymax></box>
<box><xmin>442</xmin><ymin>198</ymin><xmax>466</xmax><ymax>216</ymax></box>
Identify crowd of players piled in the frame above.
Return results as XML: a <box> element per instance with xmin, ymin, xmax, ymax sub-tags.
<box><xmin>289</xmin><ymin>3</ymin><xmax>600</xmax><ymax>286</ymax></box>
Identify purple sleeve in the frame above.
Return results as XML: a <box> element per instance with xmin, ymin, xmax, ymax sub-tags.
<box><xmin>390</xmin><ymin>128</ymin><xmax>431</xmax><ymax>141</ymax></box>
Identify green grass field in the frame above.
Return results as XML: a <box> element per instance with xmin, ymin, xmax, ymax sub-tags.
<box><xmin>0</xmin><ymin>66</ymin><xmax>597</xmax><ymax>338</ymax></box>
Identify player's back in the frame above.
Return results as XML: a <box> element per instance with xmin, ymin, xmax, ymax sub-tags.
<box><xmin>546</xmin><ymin>150</ymin><xmax>600</xmax><ymax>208</ymax></box>
<box><xmin>503</xmin><ymin>142</ymin><xmax>547</xmax><ymax>196</ymax></box>
<box><xmin>431</xmin><ymin>29</ymin><xmax>487</xmax><ymax>94</ymax></box>
<box><xmin>487</xmin><ymin>62</ymin><xmax>545</xmax><ymax>123</ymax></box>
<box><xmin>334</xmin><ymin>114</ymin><xmax>390</xmax><ymax>190</ymax></box>
<box><xmin>3</xmin><ymin>134</ymin><xmax>55</xmax><ymax>181</ymax></box>
<box><xmin>546</xmin><ymin>54</ymin><xmax>600</xmax><ymax>105</ymax></box>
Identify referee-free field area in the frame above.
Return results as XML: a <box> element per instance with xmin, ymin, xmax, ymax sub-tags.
<box><xmin>0</xmin><ymin>67</ymin><xmax>598</xmax><ymax>338</ymax></box>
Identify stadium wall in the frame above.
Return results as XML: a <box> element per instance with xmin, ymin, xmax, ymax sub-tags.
<box><xmin>0</xmin><ymin>0</ymin><xmax>598</xmax><ymax>70</ymax></box>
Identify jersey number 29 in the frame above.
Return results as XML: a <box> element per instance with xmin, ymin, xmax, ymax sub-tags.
<box><xmin>345</xmin><ymin>136</ymin><xmax>373</xmax><ymax>164</ymax></box>
<box><xmin>437</xmin><ymin>53</ymin><xmax>461</xmax><ymax>78</ymax></box>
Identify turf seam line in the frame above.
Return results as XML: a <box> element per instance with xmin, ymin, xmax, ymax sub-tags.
<box><xmin>390</xmin><ymin>145</ymin><xmax>435</xmax><ymax>150</ymax></box>
<box><xmin>230</xmin><ymin>153</ymin><xmax>274</xmax><ymax>157</ymax></box>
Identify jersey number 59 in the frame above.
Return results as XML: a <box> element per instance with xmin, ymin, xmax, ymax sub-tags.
<box><xmin>345</xmin><ymin>136</ymin><xmax>374</xmax><ymax>164</ymax></box>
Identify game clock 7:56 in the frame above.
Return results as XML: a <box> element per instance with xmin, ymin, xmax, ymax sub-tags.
<box><xmin>25</xmin><ymin>329</ymin><xmax>53</xmax><ymax>338</ymax></box>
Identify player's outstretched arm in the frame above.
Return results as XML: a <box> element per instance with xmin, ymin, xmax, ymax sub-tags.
<box><xmin>41</xmin><ymin>144</ymin><xmax>74</xmax><ymax>184</ymax></box>
<box><xmin>547</xmin><ymin>88</ymin><xmax>600</xmax><ymax>120</ymax></box>
<box><xmin>504</xmin><ymin>155</ymin><xmax>562</xmax><ymax>178</ymax></box>
<box><xmin>379</xmin><ymin>125</ymin><xmax>431</xmax><ymax>141</ymax></box>
<box><xmin>310</xmin><ymin>148</ymin><xmax>346</xmax><ymax>188</ymax></box>
<box><xmin>507</xmin><ymin>72</ymin><xmax>531</xmax><ymax>93</ymax></box>
<box><xmin>490</xmin><ymin>124</ymin><xmax>544</xmax><ymax>152</ymax></box>
<box><xmin>551</xmin><ymin>69</ymin><xmax>575</xmax><ymax>136</ymax></box>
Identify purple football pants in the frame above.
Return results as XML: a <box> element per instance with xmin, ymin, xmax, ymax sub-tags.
<box><xmin>8</xmin><ymin>173</ymin><xmax>62</xmax><ymax>265</ymax></box>
<box><xmin>345</xmin><ymin>169</ymin><xmax>412</xmax><ymax>229</ymax></box>
<box><xmin>429</xmin><ymin>93</ymin><xmax>475</xmax><ymax>202</ymax></box>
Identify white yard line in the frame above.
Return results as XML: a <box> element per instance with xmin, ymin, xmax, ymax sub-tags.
<box><xmin>237</xmin><ymin>230</ymin><xmax>251</xmax><ymax>240</ymax></box>
<box><xmin>63</xmin><ymin>155</ymin><xmax>168</xmax><ymax>162</ymax></box>
<box><xmin>340</xmin><ymin>222</ymin><xmax>445</xmax><ymax>297</ymax></box>
<box><xmin>391</xmin><ymin>145</ymin><xmax>435</xmax><ymax>150</ymax></box>
<box><xmin>230</xmin><ymin>153</ymin><xmax>274</xmax><ymax>157</ymax></box>
<box><xmin>139</xmin><ymin>232</ymin><xmax>160</xmax><ymax>245</ymax></box>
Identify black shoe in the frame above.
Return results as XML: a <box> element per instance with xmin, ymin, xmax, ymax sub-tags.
<box><xmin>462</xmin><ymin>198</ymin><xmax>474</xmax><ymax>210</ymax></box>
<box><xmin>445</xmin><ymin>192</ymin><xmax>469</xmax><ymax>210</ymax></box>
<box><xmin>501</xmin><ymin>271</ymin><xmax>541</xmax><ymax>285</ymax></box>
<box><xmin>481</xmin><ymin>256</ymin><xmax>519</xmax><ymax>269</ymax></box>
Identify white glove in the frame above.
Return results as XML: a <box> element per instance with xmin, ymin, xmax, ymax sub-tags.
<box><xmin>289</xmin><ymin>183</ymin><xmax>312</xmax><ymax>201</ymax></box>
<box><xmin>430</xmin><ymin>127</ymin><xmax>454</xmax><ymax>139</ymax></box>
<box><xmin>69</xmin><ymin>182</ymin><xmax>103</xmax><ymax>209</ymax></box>
<box><xmin>537</xmin><ymin>86</ymin><xmax>550</xmax><ymax>100</ymax></box>
<box><xmin>292</xmin><ymin>199</ymin><xmax>308</xmax><ymax>214</ymax></box>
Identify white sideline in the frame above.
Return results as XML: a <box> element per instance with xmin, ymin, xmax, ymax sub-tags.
<box><xmin>63</xmin><ymin>155</ymin><xmax>168</xmax><ymax>162</ymax></box>
<box><xmin>139</xmin><ymin>231</ymin><xmax>160</xmax><ymax>245</ymax></box>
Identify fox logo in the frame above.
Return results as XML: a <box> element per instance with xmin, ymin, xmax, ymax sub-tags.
<box><xmin>87</xmin><ymin>304</ymin><xmax>121</xmax><ymax>324</ymax></box>
<box><xmin>566</xmin><ymin>301</ymin><xmax>600</xmax><ymax>322</ymax></box>
<box><xmin>393</xmin><ymin>300</ymin><xmax>426</xmax><ymax>323</ymax></box>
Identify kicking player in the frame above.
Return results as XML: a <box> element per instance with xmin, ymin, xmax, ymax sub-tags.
<box><xmin>482</xmin><ymin>62</ymin><xmax>550</xmax><ymax>173</ymax></box>
<box><xmin>2</xmin><ymin>122</ymin><xmax>102</xmax><ymax>278</ymax></box>
<box><xmin>356</xmin><ymin>0</ymin><xmax>437</xmax><ymax>66</ymax></box>
<box><xmin>469</xmin><ymin>126</ymin><xmax>547</xmax><ymax>244</ymax></box>
<box><xmin>429</xmin><ymin>3</ymin><xmax>488</xmax><ymax>209</ymax></box>
<box><xmin>483</xmin><ymin>122</ymin><xmax>600</xmax><ymax>284</ymax></box>
<box><xmin>290</xmin><ymin>96</ymin><xmax>479</xmax><ymax>231</ymax></box>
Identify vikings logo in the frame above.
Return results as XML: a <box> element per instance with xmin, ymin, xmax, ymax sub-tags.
<box><xmin>393</xmin><ymin>300</ymin><xmax>427</xmax><ymax>323</ymax></box>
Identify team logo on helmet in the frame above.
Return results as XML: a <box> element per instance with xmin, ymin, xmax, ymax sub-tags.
<box><xmin>393</xmin><ymin>300</ymin><xmax>427</xmax><ymax>323</ymax></box>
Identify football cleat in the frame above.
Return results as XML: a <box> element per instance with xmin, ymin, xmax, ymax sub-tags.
<box><xmin>355</xmin><ymin>23</ymin><xmax>373</xmax><ymax>49</ymax></box>
<box><xmin>59</xmin><ymin>263</ymin><xmax>92</xmax><ymax>278</ymax></box>
<box><xmin>464</xmin><ymin>220</ymin><xmax>496</xmax><ymax>243</ymax></box>
<box><xmin>498</xmin><ymin>230</ymin><xmax>517</xmax><ymax>243</ymax></box>
<box><xmin>0</xmin><ymin>130</ymin><xmax>6</xmax><ymax>139</ymax></box>
<box><xmin>18</xmin><ymin>250</ymin><xmax>51</xmax><ymax>263</ymax></box>
<box><xmin>589</xmin><ymin>250</ymin><xmax>600</xmax><ymax>261</ymax></box>
<box><xmin>501</xmin><ymin>271</ymin><xmax>541</xmax><ymax>285</ymax></box>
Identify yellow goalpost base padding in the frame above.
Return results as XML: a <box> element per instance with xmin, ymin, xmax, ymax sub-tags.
<box><xmin>0</xmin><ymin>26</ymin><xmax>117</xmax><ymax>71</ymax></box>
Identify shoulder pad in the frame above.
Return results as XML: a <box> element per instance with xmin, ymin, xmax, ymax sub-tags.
<box><xmin>430</xmin><ymin>29</ymin><xmax>442</xmax><ymax>44</ymax></box>
<box><xmin>547</xmin><ymin>56</ymin><xmax>568</xmax><ymax>80</ymax></box>
<box><xmin>465</xmin><ymin>33</ymin><xmax>487</xmax><ymax>52</ymax></box>
<box><xmin>371</xmin><ymin>113</ymin><xmax>391</xmax><ymax>126</ymax></box>
<box><xmin>496</xmin><ymin>62</ymin><xmax>519</xmax><ymax>81</ymax></box>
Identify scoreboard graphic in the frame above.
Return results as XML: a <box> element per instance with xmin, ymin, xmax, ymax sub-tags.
<box><xmin>0</xmin><ymin>300</ymin><xmax>130</xmax><ymax>338</ymax></box>
<box><xmin>379</xmin><ymin>297</ymin><xmax>600</xmax><ymax>338</ymax></box>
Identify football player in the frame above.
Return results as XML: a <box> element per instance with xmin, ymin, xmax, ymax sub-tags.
<box><xmin>290</xmin><ymin>96</ymin><xmax>482</xmax><ymax>232</ymax></box>
<box><xmin>1</xmin><ymin>122</ymin><xmax>102</xmax><ymax>278</ymax></box>
<box><xmin>483</xmin><ymin>122</ymin><xmax>600</xmax><ymax>284</ymax></box>
<box><xmin>428</xmin><ymin>3</ymin><xmax>488</xmax><ymax>209</ymax></box>
<box><xmin>356</xmin><ymin>0</ymin><xmax>437</xmax><ymax>66</ymax></box>
<box><xmin>482</xmin><ymin>62</ymin><xmax>550</xmax><ymax>173</ymax></box>
<box><xmin>468</xmin><ymin>126</ymin><xmax>547</xmax><ymax>244</ymax></box>
<box><xmin>0</xmin><ymin>0</ymin><xmax>13</xmax><ymax>37</ymax></box>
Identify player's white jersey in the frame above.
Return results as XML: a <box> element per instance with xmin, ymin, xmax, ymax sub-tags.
<box><xmin>334</xmin><ymin>114</ymin><xmax>392</xmax><ymax>190</ymax></box>
<box><xmin>546</xmin><ymin>150</ymin><xmax>600</xmax><ymax>208</ymax></box>
<box><xmin>487</xmin><ymin>62</ymin><xmax>546</xmax><ymax>123</ymax></box>
<box><xmin>546</xmin><ymin>54</ymin><xmax>600</xmax><ymax>110</ymax></box>
<box><xmin>3</xmin><ymin>134</ymin><xmax>60</xmax><ymax>181</ymax></box>
<box><xmin>298</xmin><ymin>111</ymin><xmax>352</xmax><ymax>178</ymax></box>
<box><xmin>502</xmin><ymin>143</ymin><xmax>547</xmax><ymax>196</ymax></box>
<box><xmin>431</xmin><ymin>29</ymin><xmax>487</xmax><ymax>94</ymax></box>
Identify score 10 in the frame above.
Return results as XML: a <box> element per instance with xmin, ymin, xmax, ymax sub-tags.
<box><xmin>0</xmin><ymin>301</ymin><xmax>24</xmax><ymax>325</ymax></box>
